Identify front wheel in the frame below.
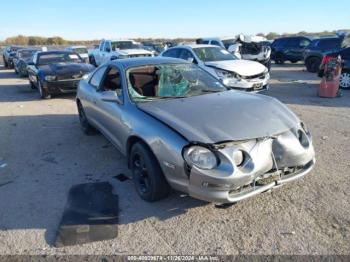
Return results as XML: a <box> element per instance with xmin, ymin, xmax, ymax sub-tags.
<box><xmin>38</xmin><ymin>80</ymin><xmax>51</xmax><ymax>99</ymax></box>
<box><xmin>274</xmin><ymin>54</ymin><xmax>285</xmax><ymax>64</ymax></box>
<box><xmin>306</xmin><ymin>57</ymin><xmax>321</xmax><ymax>73</ymax></box>
<box><xmin>130</xmin><ymin>142</ymin><xmax>170</xmax><ymax>202</ymax></box>
<box><xmin>77</xmin><ymin>101</ymin><xmax>97</xmax><ymax>135</ymax></box>
<box><xmin>340</xmin><ymin>70</ymin><xmax>350</xmax><ymax>90</ymax></box>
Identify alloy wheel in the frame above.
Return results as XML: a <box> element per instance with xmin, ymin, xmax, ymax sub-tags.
<box><xmin>340</xmin><ymin>72</ymin><xmax>350</xmax><ymax>89</ymax></box>
<box><xmin>132</xmin><ymin>153</ymin><xmax>150</xmax><ymax>195</ymax></box>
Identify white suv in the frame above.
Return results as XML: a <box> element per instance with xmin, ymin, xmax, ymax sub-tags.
<box><xmin>161</xmin><ymin>45</ymin><xmax>269</xmax><ymax>92</ymax></box>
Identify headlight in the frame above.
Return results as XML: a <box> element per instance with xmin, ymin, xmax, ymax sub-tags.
<box><xmin>45</xmin><ymin>75</ymin><xmax>57</xmax><ymax>81</ymax></box>
<box><xmin>183</xmin><ymin>146</ymin><xmax>218</xmax><ymax>170</ymax></box>
<box><xmin>215</xmin><ymin>69</ymin><xmax>240</xmax><ymax>80</ymax></box>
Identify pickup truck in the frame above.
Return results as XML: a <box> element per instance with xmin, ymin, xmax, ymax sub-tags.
<box><xmin>89</xmin><ymin>40</ymin><xmax>153</xmax><ymax>66</ymax></box>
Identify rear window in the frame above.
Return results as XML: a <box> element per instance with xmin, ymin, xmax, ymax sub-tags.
<box><xmin>73</xmin><ymin>48</ymin><xmax>88</xmax><ymax>54</ymax></box>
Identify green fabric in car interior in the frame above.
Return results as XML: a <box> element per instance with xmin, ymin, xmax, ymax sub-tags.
<box><xmin>157</xmin><ymin>66</ymin><xmax>189</xmax><ymax>97</ymax></box>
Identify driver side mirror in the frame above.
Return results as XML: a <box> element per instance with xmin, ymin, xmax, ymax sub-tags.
<box><xmin>101</xmin><ymin>90</ymin><xmax>122</xmax><ymax>104</ymax></box>
<box><xmin>106</xmin><ymin>47</ymin><xmax>111</xmax><ymax>53</ymax></box>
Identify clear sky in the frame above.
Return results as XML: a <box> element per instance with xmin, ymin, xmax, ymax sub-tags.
<box><xmin>0</xmin><ymin>0</ymin><xmax>348</xmax><ymax>40</ymax></box>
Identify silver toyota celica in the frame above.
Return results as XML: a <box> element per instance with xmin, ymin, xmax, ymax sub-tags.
<box><xmin>76</xmin><ymin>57</ymin><xmax>315</xmax><ymax>203</ymax></box>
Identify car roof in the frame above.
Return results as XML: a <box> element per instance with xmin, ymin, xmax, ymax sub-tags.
<box><xmin>67</xmin><ymin>45</ymin><xmax>87</xmax><ymax>49</ymax></box>
<box><xmin>111</xmin><ymin>57</ymin><xmax>189</xmax><ymax>69</ymax></box>
<box><xmin>168</xmin><ymin>44</ymin><xmax>220</xmax><ymax>49</ymax></box>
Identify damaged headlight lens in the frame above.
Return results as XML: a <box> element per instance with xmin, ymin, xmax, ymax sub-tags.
<box><xmin>233</xmin><ymin>150</ymin><xmax>245</xmax><ymax>166</ymax></box>
<box><xmin>183</xmin><ymin>146</ymin><xmax>218</xmax><ymax>170</ymax></box>
<box><xmin>45</xmin><ymin>75</ymin><xmax>57</xmax><ymax>81</ymax></box>
<box><xmin>215</xmin><ymin>69</ymin><xmax>240</xmax><ymax>80</ymax></box>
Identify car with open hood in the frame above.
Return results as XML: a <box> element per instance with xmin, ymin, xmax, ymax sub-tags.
<box><xmin>161</xmin><ymin>45</ymin><xmax>270</xmax><ymax>92</ymax></box>
<box><xmin>76</xmin><ymin>57</ymin><xmax>315</xmax><ymax>203</ymax></box>
<box><xmin>27</xmin><ymin>50</ymin><xmax>95</xmax><ymax>99</ymax></box>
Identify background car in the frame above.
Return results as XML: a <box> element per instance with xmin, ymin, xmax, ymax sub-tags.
<box><xmin>13</xmin><ymin>48</ymin><xmax>39</xmax><ymax>77</ymax></box>
<box><xmin>65</xmin><ymin>45</ymin><xmax>89</xmax><ymax>63</ymax></box>
<box><xmin>2</xmin><ymin>45</ymin><xmax>23</xmax><ymax>68</ymax></box>
<box><xmin>27</xmin><ymin>50</ymin><xmax>95</xmax><ymax>98</ymax></box>
<box><xmin>303</xmin><ymin>36</ymin><xmax>344</xmax><ymax>72</ymax></box>
<box><xmin>318</xmin><ymin>47</ymin><xmax>350</xmax><ymax>89</ymax></box>
<box><xmin>76</xmin><ymin>57</ymin><xmax>315</xmax><ymax>203</ymax></box>
<box><xmin>271</xmin><ymin>36</ymin><xmax>311</xmax><ymax>64</ymax></box>
<box><xmin>161</xmin><ymin>45</ymin><xmax>269</xmax><ymax>92</ymax></box>
<box><xmin>142</xmin><ymin>42</ymin><xmax>165</xmax><ymax>55</ymax></box>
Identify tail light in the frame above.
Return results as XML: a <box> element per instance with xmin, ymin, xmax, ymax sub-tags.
<box><xmin>321</xmin><ymin>55</ymin><xmax>332</xmax><ymax>66</ymax></box>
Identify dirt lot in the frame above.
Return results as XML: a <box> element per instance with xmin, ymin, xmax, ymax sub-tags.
<box><xmin>0</xmin><ymin>63</ymin><xmax>349</xmax><ymax>255</ymax></box>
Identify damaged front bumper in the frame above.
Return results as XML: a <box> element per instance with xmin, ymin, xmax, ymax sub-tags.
<box><xmin>223</xmin><ymin>73</ymin><xmax>270</xmax><ymax>93</ymax></box>
<box><xmin>186</xmin><ymin>127</ymin><xmax>316</xmax><ymax>203</ymax></box>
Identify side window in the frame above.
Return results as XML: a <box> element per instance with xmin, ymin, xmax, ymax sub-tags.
<box><xmin>101</xmin><ymin>67</ymin><xmax>122</xmax><ymax>97</ymax></box>
<box><xmin>211</xmin><ymin>40</ymin><xmax>221</xmax><ymax>47</ymax></box>
<box><xmin>202</xmin><ymin>40</ymin><xmax>210</xmax><ymax>45</ymax></box>
<box><xmin>90</xmin><ymin>66</ymin><xmax>107</xmax><ymax>89</ymax></box>
<box><xmin>99</xmin><ymin>41</ymin><xmax>105</xmax><ymax>51</ymax></box>
<box><xmin>319</xmin><ymin>39</ymin><xmax>341</xmax><ymax>49</ymax></box>
<box><xmin>285</xmin><ymin>38</ymin><xmax>299</xmax><ymax>47</ymax></box>
<box><xmin>299</xmin><ymin>38</ymin><xmax>310</xmax><ymax>48</ymax></box>
<box><xmin>104</xmin><ymin>42</ymin><xmax>111</xmax><ymax>52</ymax></box>
<box><xmin>179</xmin><ymin>49</ymin><xmax>195</xmax><ymax>62</ymax></box>
<box><xmin>162</xmin><ymin>48</ymin><xmax>180</xmax><ymax>58</ymax></box>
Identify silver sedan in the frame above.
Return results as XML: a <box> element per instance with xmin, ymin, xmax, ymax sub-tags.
<box><xmin>76</xmin><ymin>57</ymin><xmax>315</xmax><ymax>203</ymax></box>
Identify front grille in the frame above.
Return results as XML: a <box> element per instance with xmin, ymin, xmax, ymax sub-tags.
<box><xmin>56</xmin><ymin>74</ymin><xmax>83</xmax><ymax>81</ymax></box>
<box><xmin>241</xmin><ymin>72</ymin><xmax>266</xmax><ymax>80</ymax></box>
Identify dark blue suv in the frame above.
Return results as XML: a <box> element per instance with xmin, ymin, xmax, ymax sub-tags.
<box><xmin>271</xmin><ymin>37</ymin><xmax>311</xmax><ymax>64</ymax></box>
<box><xmin>304</xmin><ymin>37</ymin><xmax>344</xmax><ymax>72</ymax></box>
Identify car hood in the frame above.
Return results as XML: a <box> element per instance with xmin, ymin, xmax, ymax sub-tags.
<box><xmin>205</xmin><ymin>59</ymin><xmax>266</xmax><ymax>77</ymax></box>
<box><xmin>115</xmin><ymin>49</ymin><xmax>153</xmax><ymax>56</ymax></box>
<box><xmin>38</xmin><ymin>63</ymin><xmax>94</xmax><ymax>75</ymax></box>
<box><xmin>137</xmin><ymin>91</ymin><xmax>299</xmax><ymax>143</ymax></box>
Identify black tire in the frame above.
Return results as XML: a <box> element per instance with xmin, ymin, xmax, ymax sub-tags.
<box><xmin>339</xmin><ymin>70</ymin><xmax>350</xmax><ymax>90</ymax></box>
<box><xmin>130</xmin><ymin>142</ymin><xmax>170</xmax><ymax>202</ymax></box>
<box><xmin>290</xmin><ymin>60</ymin><xmax>298</xmax><ymax>63</ymax></box>
<box><xmin>3</xmin><ymin>57</ymin><xmax>8</xmax><ymax>68</ymax></box>
<box><xmin>14</xmin><ymin>67</ymin><xmax>18</xmax><ymax>74</ymax></box>
<box><xmin>274</xmin><ymin>53</ymin><xmax>285</xmax><ymax>64</ymax></box>
<box><xmin>38</xmin><ymin>80</ymin><xmax>51</xmax><ymax>99</ymax></box>
<box><xmin>89</xmin><ymin>55</ymin><xmax>97</xmax><ymax>67</ymax></box>
<box><xmin>77</xmin><ymin>101</ymin><xmax>97</xmax><ymax>135</ymax></box>
<box><xmin>29</xmin><ymin>80</ymin><xmax>36</xmax><ymax>89</ymax></box>
<box><xmin>306</xmin><ymin>57</ymin><xmax>321</xmax><ymax>73</ymax></box>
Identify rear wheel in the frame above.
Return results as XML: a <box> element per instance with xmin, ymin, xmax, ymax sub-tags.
<box><xmin>290</xmin><ymin>60</ymin><xmax>298</xmax><ymax>63</ymax></box>
<box><xmin>3</xmin><ymin>57</ymin><xmax>8</xmax><ymax>68</ymax></box>
<box><xmin>77</xmin><ymin>101</ymin><xmax>97</xmax><ymax>135</ymax></box>
<box><xmin>38</xmin><ymin>80</ymin><xmax>51</xmax><ymax>99</ymax></box>
<box><xmin>89</xmin><ymin>56</ymin><xmax>97</xmax><ymax>67</ymax></box>
<box><xmin>306</xmin><ymin>57</ymin><xmax>321</xmax><ymax>73</ymax></box>
<box><xmin>340</xmin><ymin>70</ymin><xmax>350</xmax><ymax>90</ymax></box>
<box><xmin>130</xmin><ymin>142</ymin><xmax>170</xmax><ymax>202</ymax></box>
<box><xmin>275</xmin><ymin>53</ymin><xmax>285</xmax><ymax>64</ymax></box>
<box><xmin>29</xmin><ymin>81</ymin><xmax>36</xmax><ymax>89</ymax></box>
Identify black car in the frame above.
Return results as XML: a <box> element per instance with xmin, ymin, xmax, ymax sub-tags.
<box><xmin>271</xmin><ymin>36</ymin><xmax>311</xmax><ymax>64</ymax></box>
<box><xmin>14</xmin><ymin>49</ymin><xmax>39</xmax><ymax>77</ymax></box>
<box><xmin>303</xmin><ymin>37</ymin><xmax>344</xmax><ymax>73</ymax></box>
<box><xmin>2</xmin><ymin>46</ymin><xmax>24</xmax><ymax>68</ymax></box>
<box><xmin>27</xmin><ymin>51</ymin><xmax>95</xmax><ymax>99</ymax></box>
<box><xmin>318</xmin><ymin>47</ymin><xmax>350</xmax><ymax>89</ymax></box>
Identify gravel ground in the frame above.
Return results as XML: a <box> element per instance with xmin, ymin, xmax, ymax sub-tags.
<box><xmin>0</xmin><ymin>63</ymin><xmax>349</xmax><ymax>255</ymax></box>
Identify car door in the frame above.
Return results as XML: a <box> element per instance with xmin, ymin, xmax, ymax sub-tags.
<box><xmin>339</xmin><ymin>48</ymin><xmax>350</xmax><ymax>69</ymax></box>
<box><xmin>83</xmin><ymin>65</ymin><xmax>108</xmax><ymax>126</ymax></box>
<box><xmin>91</xmin><ymin>65</ymin><xmax>126</xmax><ymax>150</ymax></box>
<box><xmin>95</xmin><ymin>41</ymin><xmax>105</xmax><ymax>66</ymax></box>
<box><xmin>102</xmin><ymin>41</ymin><xmax>112</xmax><ymax>64</ymax></box>
<box><xmin>288</xmin><ymin>38</ymin><xmax>310</xmax><ymax>60</ymax></box>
